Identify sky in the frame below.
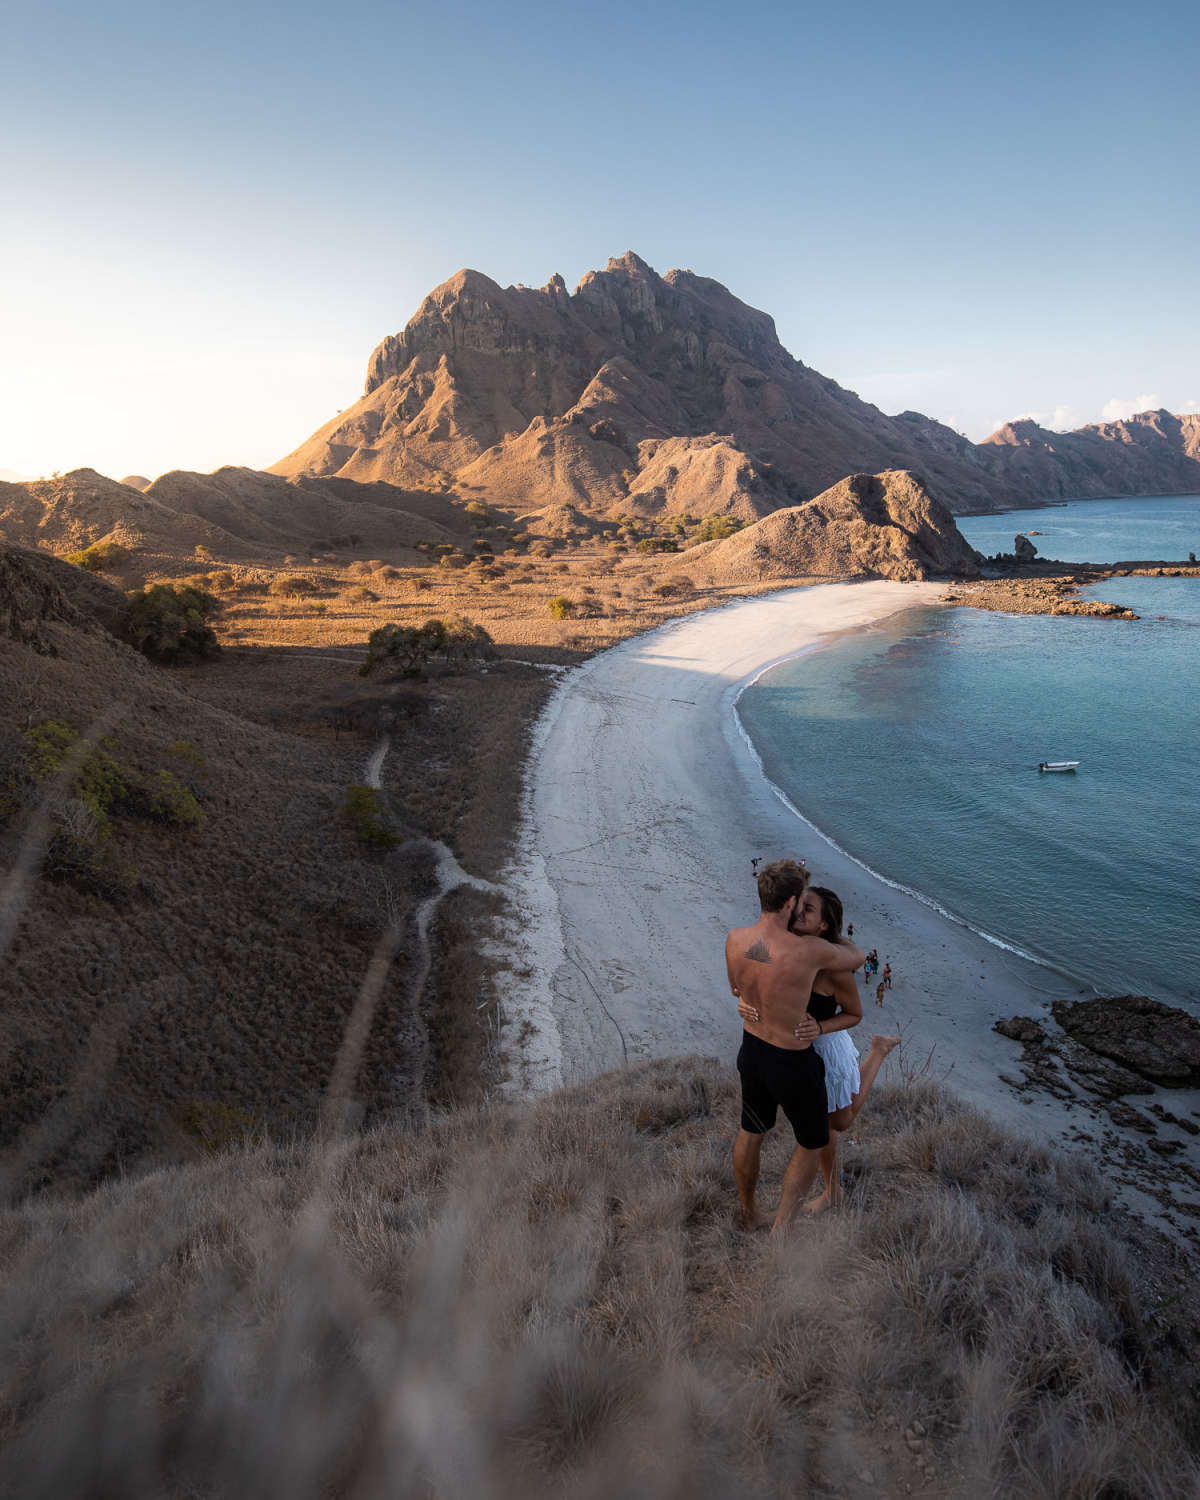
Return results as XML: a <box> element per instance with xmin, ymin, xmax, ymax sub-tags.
<box><xmin>2</xmin><ymin>0</ymin><xmax>1197</xmax><ymax>480</ymax></box>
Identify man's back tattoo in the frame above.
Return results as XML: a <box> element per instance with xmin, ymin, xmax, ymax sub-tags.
<box><xmin>746</xmin><ymin>940</ymin><xmax>771</xmax><ymax>963</ymax></box>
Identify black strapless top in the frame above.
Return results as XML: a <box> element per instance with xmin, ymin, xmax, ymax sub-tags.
<box><xmin>808</xmin><ymin>991</ymin><xmax>838</xmax><ymax>1023</ymax></box>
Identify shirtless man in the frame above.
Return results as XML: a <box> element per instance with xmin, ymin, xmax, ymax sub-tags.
<box><xmin>726</xmin><ymin>859</ymin><xmax>865</xmax><ymax>1235</ymax></box>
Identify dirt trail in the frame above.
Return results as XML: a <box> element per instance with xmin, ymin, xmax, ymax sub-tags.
<box><xmin>357</xmin><ymin>735</ymin><xmax>499</xmax><ymax>1113</ymax></box>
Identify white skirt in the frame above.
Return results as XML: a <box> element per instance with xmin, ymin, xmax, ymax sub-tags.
<box><xmin>813</xmin><ymin>1029</ymin><xmax>861</xmax><ymax>1113</ymax></box>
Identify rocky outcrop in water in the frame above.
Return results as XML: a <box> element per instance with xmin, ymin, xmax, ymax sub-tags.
<box><xmin>1051</xmin><ymin>996</ymin><xmax>1200</xmax><ymax>1088</ymax></box>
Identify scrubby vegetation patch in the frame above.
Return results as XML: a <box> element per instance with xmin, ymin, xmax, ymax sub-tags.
<box><xmin>125</xmin><ymin>584</ymin><xmax>221</xmax><ymax>664</ymax></box>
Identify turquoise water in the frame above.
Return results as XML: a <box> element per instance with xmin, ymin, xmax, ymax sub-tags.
<box><xmin>959</xmin><ymin>493</ymin><xmax>1200</xmax><ymax>563</ymax></box>
<box><xmin>737</xmin><ymin>514</ymin><xmax>1200</xmax><ymax>1009</ymax></box>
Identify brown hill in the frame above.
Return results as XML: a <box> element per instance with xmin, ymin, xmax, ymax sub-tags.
<box><xmin>978</xmin><ymin>409</ymin><xmax>1200</xmax><ymax>503</ymax></box>
<box><xmin>0</xmin><ymin>541</ymin><xmax>549</xmax><ymax>1191</ymax></box>
<box><xmin>0</xmin><ymin>467</ymin><xmax>468</xmax><ymax>569</ymax></box>
<box><xmin>271</xmin><ymin>254</ymin><xmax>1008</xmax><ymax>516</ymax></box>
<box><xmin>693</xmin><ymin>471</ymin><xmax>981</xmax><ymax>584</ymax></box>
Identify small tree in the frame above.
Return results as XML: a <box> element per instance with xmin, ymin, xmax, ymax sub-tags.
<box><xmin>359</xmin><ymin>616</ymin><xmax>493</xmax><ymax>678</ymax></box>
<box><xmin>125</xmin><ymin>584</ymin><xmax>220</xmax><ymax>664</ymax></box>
<box><xmin>548</xmin><ymin>596</ymin><xmax>575</xmax><ymax>620</ymax></box>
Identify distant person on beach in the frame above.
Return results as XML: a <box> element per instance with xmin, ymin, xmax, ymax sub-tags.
<box><xmin>846</xmin><ymin>923</ymin><xmax>854</xmax><ymax>938</ymax></box>
<box><xmin>725</xmin><ymin>860</ymin><xmax>865</xmax><ymax>1234</ymax></box>
<box><xmin>738</xmin><ymin>885</ymin><xmax>900</xmax><ymax>1213</ymax></box>
<box><xmin>883</xmin><ymin>962</ymin><xmax>892</xmax><ymax>990</ymax></box>
<box><xmin>876</xmin><ymin>981</ymin><xmax>886</xmax><ymax>1006</ymax></box>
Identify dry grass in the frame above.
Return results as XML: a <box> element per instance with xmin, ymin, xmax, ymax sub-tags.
<box><xmin>1</xmin><ymin>1059</ymin><xmax>1196</xmax><ymax>1498</ymax></box>
<box><xmin>185</xmin><ymin>544</ymin><xmax>813</xmax><ymax>658</ymax></box>
<box><xmin>0</xmin><ymin>592</ymin><xmax>553</xmax><ymax>1190</ymax></box>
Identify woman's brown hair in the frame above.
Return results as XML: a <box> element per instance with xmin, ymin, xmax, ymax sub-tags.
<box><xmin>810</xmin><ymin>885</ymin><xmax>844</xmax><ymax>940</ymax></box>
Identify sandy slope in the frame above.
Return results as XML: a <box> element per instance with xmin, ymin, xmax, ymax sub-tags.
<box><xmin>498</xmin><ymin>580</ymin><xmax>1200</xmax><ymax>1229</ymax></box>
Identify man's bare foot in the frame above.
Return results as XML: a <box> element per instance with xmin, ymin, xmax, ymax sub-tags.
<box><xmin>803</xmin><ymin>1188</ymin><xmax>844</xmax><ymax>1215</ymax></box>
<box><xmin>737</xmin><ymin>1208</ymin><xmax>772</xmax><ymax>1232</ymax></box>
<box><xmin>870</xmin><ymin>1034</ymin><xmax>901</xmax><ymax>1055</ymax></box>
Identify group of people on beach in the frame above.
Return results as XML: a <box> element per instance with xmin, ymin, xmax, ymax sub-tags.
<box><xmin>725</xmin><ymin>859</ymin><xmax>899</xmax><ymax>1234</ymax></box>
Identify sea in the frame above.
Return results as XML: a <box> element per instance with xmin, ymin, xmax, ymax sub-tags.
<box><xmin>735</xmin><ymin>495</ymin><xmax>1200</xmax><ymax>1012</ymax></box>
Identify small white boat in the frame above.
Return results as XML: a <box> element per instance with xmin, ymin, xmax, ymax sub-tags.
<box><xmin>1038</xmin><ymin>761</ymin><xmax>1080</xmax><ymax>773</ymax></box>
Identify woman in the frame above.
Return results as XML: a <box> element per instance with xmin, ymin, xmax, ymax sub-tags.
<box><xmin>738</xmin><ymin>885</ymin><xmax>900</xmax><ymax>1212</ymax></box>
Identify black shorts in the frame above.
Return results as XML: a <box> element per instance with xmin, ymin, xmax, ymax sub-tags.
<box><xmin>737</xmin><ymin>1031</ymin><xmax>829</xmax><ymax>1150</ymax></box>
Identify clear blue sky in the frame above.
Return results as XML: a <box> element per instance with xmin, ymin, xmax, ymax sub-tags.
<box><xmin>2</xmin><ymin>0</ymin><xmax>1197</xmax><ymax>479</ymax></box>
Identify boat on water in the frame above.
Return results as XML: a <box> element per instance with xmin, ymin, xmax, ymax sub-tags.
<box><xmin>1038</xmin><ymin>761</ymin><xmax>1080</xmax><ymax>773</ymax></box>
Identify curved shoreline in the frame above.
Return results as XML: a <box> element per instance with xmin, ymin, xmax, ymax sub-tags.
<box><xmin>731</xmin><ymin>658</ymin><xmax>1054</xmax><ymax>971</ymax></box>
<box><xmin>494</xmin><ymin>579</ymin><xmax>1199</xmax><ymax>1229</ymax></box>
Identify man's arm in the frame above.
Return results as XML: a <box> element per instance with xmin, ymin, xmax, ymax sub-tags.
<box><xmin>725</xmin><ymin>932</ymin><xmax>740</xmax><ymax>996</ymax></box>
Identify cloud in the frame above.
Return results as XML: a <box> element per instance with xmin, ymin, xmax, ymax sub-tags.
<box><xmin>989</xmin><ymin>405</ymin><xmax>1086</xmax><ymax>433</ymax></box>
<box><xmin>1100</xmin><ymin>394</ymin><xmax>1161</xmax><ymax>423</ymax></box>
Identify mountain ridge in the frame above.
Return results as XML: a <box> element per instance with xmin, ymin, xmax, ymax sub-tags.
<box><xmin>270</xmin><ymin>253</ymin><xmax>1200</xmax><ymax>518</ymax></box>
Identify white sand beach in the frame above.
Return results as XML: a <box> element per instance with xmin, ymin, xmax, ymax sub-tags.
<box><xmin>497</xmin><ymin>581</ymin><xmax>1200</xmax><ymax>1228</ymax></box>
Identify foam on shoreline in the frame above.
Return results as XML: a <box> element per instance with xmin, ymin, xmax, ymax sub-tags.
<box><xmin>729</xmin><ymin>657</ymin><xmax>1050</xmax><ymax>969</ymax></box>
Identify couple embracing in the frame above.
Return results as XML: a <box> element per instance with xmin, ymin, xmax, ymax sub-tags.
<box><xmin>725</xmin><ymin>859</ymin><xmax>900</xmax><ymax>1234</ymax></box>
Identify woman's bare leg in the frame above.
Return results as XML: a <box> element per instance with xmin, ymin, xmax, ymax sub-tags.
<box><xmin>846</xmin><ymin>1035</ymin><xmax>901</xmax><ymax>1123</ymax></box>
<box><xmin>806</xmin><ymin>1129</ymin><xmax>842</xmax><ymax>1214</ymax></box>
<box><xmin>805</xmin><ymin>1037</ymin><xmax>901</xmax><ymax>1214</ymax></box>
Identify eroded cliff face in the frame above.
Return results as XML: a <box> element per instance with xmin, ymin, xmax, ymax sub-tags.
<box><xmin>690</xmin><ymin>470</ymin><xmax>982</xmax><ymax>583</ymax></box>
<box><xmin>271</xmin><ymin>254</ymin><xmax>1008</xmax><ymax>516</ymax></box>
<box><xmin>271</xmin><ymin>254</ymin><xmax>1200</xmax><ymax>519</ymax></box>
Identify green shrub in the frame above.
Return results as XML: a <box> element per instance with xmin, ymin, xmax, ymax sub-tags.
<box><xmin>125</xmin><ymin>584</ymin><xmax>221</xmax><ymax>664</ymax></box>
<box><xmin>138</xmin><ymin>769</ymin><xmax>204</xmax><ymax>827</ymax></box>
<box><xmin>21</xmin><ymin>720</ymin><xmax>128</xmax><ymax>828</ymax></box>
<box><xmin>64</xmin><ymin>541</ymin><xmax>129</xmax><ymax>572</ymax></box>
<box><xmin>194</xmin><ymin>544</ymin><xmax>213</xmax><ymax>560</ymax></box>
<box><xmin>692</xmin><ymin>515</ymin><xmax>744</xmax><ymax>542</ymax></box>
<box><xmin>548</xmin><ymin>595</ymin><xmax>575</xmax><ymax>620</ymax></box>
<box><xmin>342</xmin><ymin>586</ymin><xmax>378</xmax><ymax>604</ymax></box>
<box><xmin>343</xmin><ymin>784</ymin><xmax>398</xmax><ymax>849</ymax></box>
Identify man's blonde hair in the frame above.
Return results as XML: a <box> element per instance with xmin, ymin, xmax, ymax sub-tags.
<box><xmin>756</xmin><ymin>859</ymin><xmax>810</xmax><ymax>913</ymax></box>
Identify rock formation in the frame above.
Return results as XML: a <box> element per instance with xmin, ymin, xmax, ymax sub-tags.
<box><xmin>271</xmin><ymin>254</ymin><xmax>1008</xmax><ymax>517</ymax></box>
<box><xmin>271</xmin><ymin>254</ymin><xmax>1200</xmax><ymax>519</ymax></box>
<box><xmin>0</xmin><ymin>541</ymin><xmax>130</xmax><ymax>654</ymax></box>
<box><xmin>978</xmin><ymin>410</ymin><xmax>1200</xmax><ymax>506</ymax></box>
<box><xmin>688</xmin><ymin>471</ymin><xmax>981</xmax><ymax>584</ymax></box>
<box><xmin>1014</xmin><ymin>533</ymin><xmax>1037</xmax><ymax>561</ymax></box>
<box><xmin>1051</xmin><ymin>995</ymin><xmax>1200</xmax><ymax>1087</ymax></box>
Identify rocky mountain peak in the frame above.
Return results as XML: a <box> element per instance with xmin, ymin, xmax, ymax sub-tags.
<box><xmin>275</xmin><ymin>254</ymin><xmax>1200</xmax><ymax>516</ymax></box>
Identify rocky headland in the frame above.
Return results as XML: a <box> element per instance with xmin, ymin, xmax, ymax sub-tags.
<box><xmin>994</xmin><ymin>998</ymin><xmax>1200</xmax><ymax>1231</ymax></box>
